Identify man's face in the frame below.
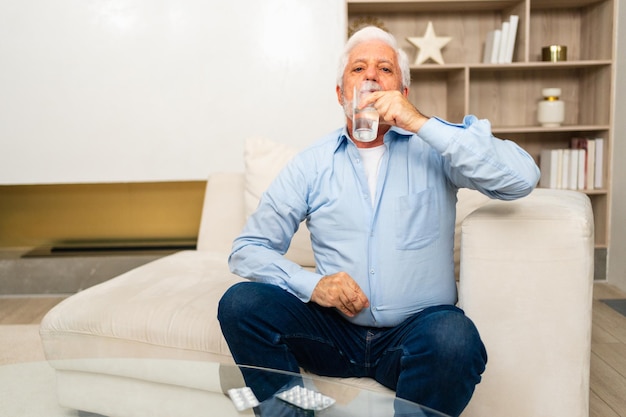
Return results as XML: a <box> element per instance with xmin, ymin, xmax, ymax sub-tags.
<box><xmin>337</xmin><ymin>39</ymin><xmax>405</xmax><ymax>109</ymax></box>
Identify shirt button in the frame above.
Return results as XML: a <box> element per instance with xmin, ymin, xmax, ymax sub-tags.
<box><xmin>370</xmin><ymin>269</ymin><xmax>375</xmax><ymax>274</ymax></box>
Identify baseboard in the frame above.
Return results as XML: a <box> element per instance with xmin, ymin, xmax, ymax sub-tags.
<box><xmin>595</xmin><ymin>247</ymin><xmax>607</xmax><ymax>280</ymax></box>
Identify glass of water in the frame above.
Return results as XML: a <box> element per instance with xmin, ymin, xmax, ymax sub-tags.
<box><xmin>352</xmin><ymin>81</ymin><xmax>381</xmax><ymax>142</ymax></box>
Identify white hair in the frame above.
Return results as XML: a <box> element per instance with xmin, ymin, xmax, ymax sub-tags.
<box><xmin>336</xmin><ymin>26</ymin><xmax>410</xmax><ymax>91</ymax></box>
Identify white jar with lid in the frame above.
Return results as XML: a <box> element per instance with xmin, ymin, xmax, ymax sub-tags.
<box><xmin>538</xmin><ymin>88</ymin><xmax>565</xmax><ymax>127</ymax></box>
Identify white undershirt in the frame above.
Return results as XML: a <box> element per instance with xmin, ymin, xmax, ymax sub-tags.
<box><xmin>358</xmin><ymin>144</ymin><xmax>386</xmax><ymax>206</ymax></box>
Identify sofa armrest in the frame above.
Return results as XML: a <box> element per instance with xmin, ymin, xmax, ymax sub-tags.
<box><xmin>197</xmin><ymin>173</ymin><xmax>246</xmax><ymax>253</ymax></box>
<box><xmin>458</xmin><ymin>188</ymin><xmax>594</xmax><ymax>417</ymax></box>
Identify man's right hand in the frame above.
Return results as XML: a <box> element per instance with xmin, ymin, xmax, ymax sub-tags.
<box><xmin>310</xmin><ymin>272</ymin><xmax>369</xmax><ymax>317</ymax></box>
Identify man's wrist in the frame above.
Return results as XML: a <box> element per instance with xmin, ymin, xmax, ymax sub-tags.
<box><xmin>411</xmin><ymin>115</ymin><xmax>430</xmax><ymax>133</ymax></box>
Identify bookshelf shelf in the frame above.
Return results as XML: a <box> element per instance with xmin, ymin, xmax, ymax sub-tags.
<box><xmin>491</xmin><ymin>125</ymin><xmax>611</xmax><ymax>134</ymax></box>
<box><xmin>348</xmin><ymin>1</ymin><xmax>522</xmax><ymax>14</ymax></box>
<box><xmin>468</xmin><ymin>61</ymin><xmax>612</xmax><ymax>70</ymax></box>
<box><xmin>584</xmin><ymin>189</ymin><xmax>609</xmax><ymax>196</ymax></box>
<box><xmin>347</xmin><ymin>0</ymin><xmax>615</xmax><ymax>254</ymax></box>
<box><xmin>409</xmin><ymin>60</ymin><xmax>611</xmax><ymax>73</ymax></box>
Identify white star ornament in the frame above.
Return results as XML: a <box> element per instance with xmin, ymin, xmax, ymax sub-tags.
<box><xmin>407</xmin><ymin>21</ymin><xmax>452</xmax><ymax>65</ymax></box>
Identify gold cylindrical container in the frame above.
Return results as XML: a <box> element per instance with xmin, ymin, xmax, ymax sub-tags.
<box><xmin>542</xmin><ymin>45</ymin><xmax>567</xmax><ymax>62</ymax></box>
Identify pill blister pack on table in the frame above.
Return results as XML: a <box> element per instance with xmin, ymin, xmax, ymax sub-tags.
<box><xmin>227</xmin><ymin>387</ymin><xmax>260</xmax><ymax>411</ymax></box>
<box><xmin>275</xmin><ymin>385</ymin><xmax>335</xmax><ymax>411</ymax></box>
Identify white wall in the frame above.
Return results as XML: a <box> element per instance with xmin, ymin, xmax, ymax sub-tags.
<box><xmin>0</xmin><ymin>0</ymin><xmax>346</xmax><ymax>184</ymax></box>
<box><xmin>608</xmin><ymin>1</ymin><xmax>626</xmax><ymax>292</ymax></box>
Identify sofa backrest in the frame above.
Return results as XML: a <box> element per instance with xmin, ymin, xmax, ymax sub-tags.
<box><xmin>197</xmin><ymin>172</ymin><xmax>247</xmax><ymax>254</ymax></box>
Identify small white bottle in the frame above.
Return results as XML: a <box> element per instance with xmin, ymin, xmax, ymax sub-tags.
<box><xmin>538</xmin><ymin>88</ymin><xmax>565</xmax><ymax>127</ymax></box>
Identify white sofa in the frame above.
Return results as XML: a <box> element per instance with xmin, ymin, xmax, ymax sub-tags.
<box><xmin>40</xmin><ymin>146</ymin><xmax>594</xmax><ymax>417</ymax></box>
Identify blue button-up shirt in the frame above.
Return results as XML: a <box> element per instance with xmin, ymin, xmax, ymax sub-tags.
<box><xmin>229</xmin><ymin>116</ymin><xmax>540</xmax><ymax>327</ymax></box>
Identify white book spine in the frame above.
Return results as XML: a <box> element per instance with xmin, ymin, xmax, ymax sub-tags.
<box><xmin>550</xmin><ymin>150</ymin><xmax>559</xmax><ymax>189</ymax></box>
<box><xmin>568</xmin><ymin>149</ymin><xmax>579</xmax><ymax>190</ymax></box>
<box><xmin>586</xmin><ymin>140</ymin><xmax>596</xmax><ymax>190</ymax></box>
<box><xmin>497</xmin><ymin>22</ymin><xmax>510</xmax><ymax>63</ymax></box>
<box><xmin>504</xmin><ymin>15</ymin><xmax>519</xmax><ymax>63</ymax></box>
<box><xmin>556</xmin><ymin>149</ymin><xmax>564</xmax><ymax>189</ymax></box>
<box><xmin>561</xmin><ymin>149</ymin><xmax>570</xmax><ymax>190</ymax></box>
<box><xmin>577</xmin><ymin>148</ymin><xmax>586</xmax><ymax>190</ymax></box>
<box><xmin>594</xmin><ymin>138</ymin><xmax>604</xmax><ymax>189</ymax></box>
<box><xmin>490</xmin><ymin>30</ymin><xmax>502</xmax><ymax>64</ymax></box>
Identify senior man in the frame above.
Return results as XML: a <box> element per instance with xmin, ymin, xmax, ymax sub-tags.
<box><xmin>218</xmin><ymin>26</ymin><xmax>540</xmax><ymax>417</ymax></box>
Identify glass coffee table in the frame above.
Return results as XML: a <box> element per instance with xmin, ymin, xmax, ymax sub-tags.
<box><xmin>223</xmin><ymin>364</ymin><xmax>448</xmax><ymax>417</ymax></box>
<box><xmin>0</xmin><ymin>359</ymin><xmax>449</xmax><ymax>416</ymax></box>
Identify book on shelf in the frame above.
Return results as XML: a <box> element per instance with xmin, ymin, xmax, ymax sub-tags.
<box><xmin>503</xmin><ymin>15</ymin><xmax>519</xmax><ymax>63</ymax></box>
<box><xmin>575</xmin><ymin>148</ymin><xmax>585</xmax><ymax>190</ymax></box>
<box><xmin>539</xmin><ymin>149</ymin><xmax>559</xmax><ymax>189</ymax></box>
<box><xmin>540</xmin><ymin>138</ymin><xmax>605</xmax><ymax>191</ymax></box>
<box><xmin>561</xmin><ymin>149</ymin><xmax>571</xmax><ymax>190</ymax></box>
<box><xmin>594</xmin><ymin>138</ymin><xmax>604</xmax><ymax>189</ymax></box>
<box><xmin>482</xmin><ymin>29</ymin><xmax>501</xmax><ymax>63</ymax></box>
<box><xmin>482</xmin><ymin>15</ymin><xmax>518</xmax><ymax>64</ymax></box>
<box><xmin>497</xmin><ymin>21</ymin><xmax>510</xmax><ymax>64</ymax></box>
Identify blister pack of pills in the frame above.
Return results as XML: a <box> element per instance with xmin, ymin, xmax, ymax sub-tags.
<box><xmin>275</xmin><ymin>385</ymin><xmax>335</xmax><ymax>411</ymax></box>
<box><xmin>227</xmin><ymin>387</ymin><xmax>260</xmax><ymax>411</ymax></box>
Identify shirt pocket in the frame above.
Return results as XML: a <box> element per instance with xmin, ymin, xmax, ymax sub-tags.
<box><xmin>394</xmin><ymin>188</ymin><xmax>440</xmax><ymax>250</ymax></box>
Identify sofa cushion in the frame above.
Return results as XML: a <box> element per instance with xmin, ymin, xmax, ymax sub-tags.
<box><xmin>40</xmin><ymin>251</ymin><xmax>242</xmax><ymax>363</ymax></box>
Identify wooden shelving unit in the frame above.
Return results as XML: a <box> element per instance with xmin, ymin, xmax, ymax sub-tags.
<box><xmin>347</xmin><ymin>0</ymin><xmax>615</xmax><ymax>258</ymax></box>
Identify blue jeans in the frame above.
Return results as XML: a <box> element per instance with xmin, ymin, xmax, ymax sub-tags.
<box><xmin>218</xmin><ymin>282</ymin><xmax>487</xmax><ymax>417</ymax></box>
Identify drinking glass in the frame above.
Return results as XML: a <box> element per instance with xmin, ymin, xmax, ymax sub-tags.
<box><xmin>352</xmin><ymin>81</ymin><xmax>380</xmax><ymax>142</ymax></box>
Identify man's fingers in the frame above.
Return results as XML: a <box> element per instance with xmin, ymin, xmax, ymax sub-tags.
<box><xmin>339</xmin><ymin>286</ymin><xmax>369</xmax><ymax>316</ymax></box>
<box><xmin>311</xmin><ymin>272</ymin><xmax>369</xmax><ymax>316</ymax></box>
